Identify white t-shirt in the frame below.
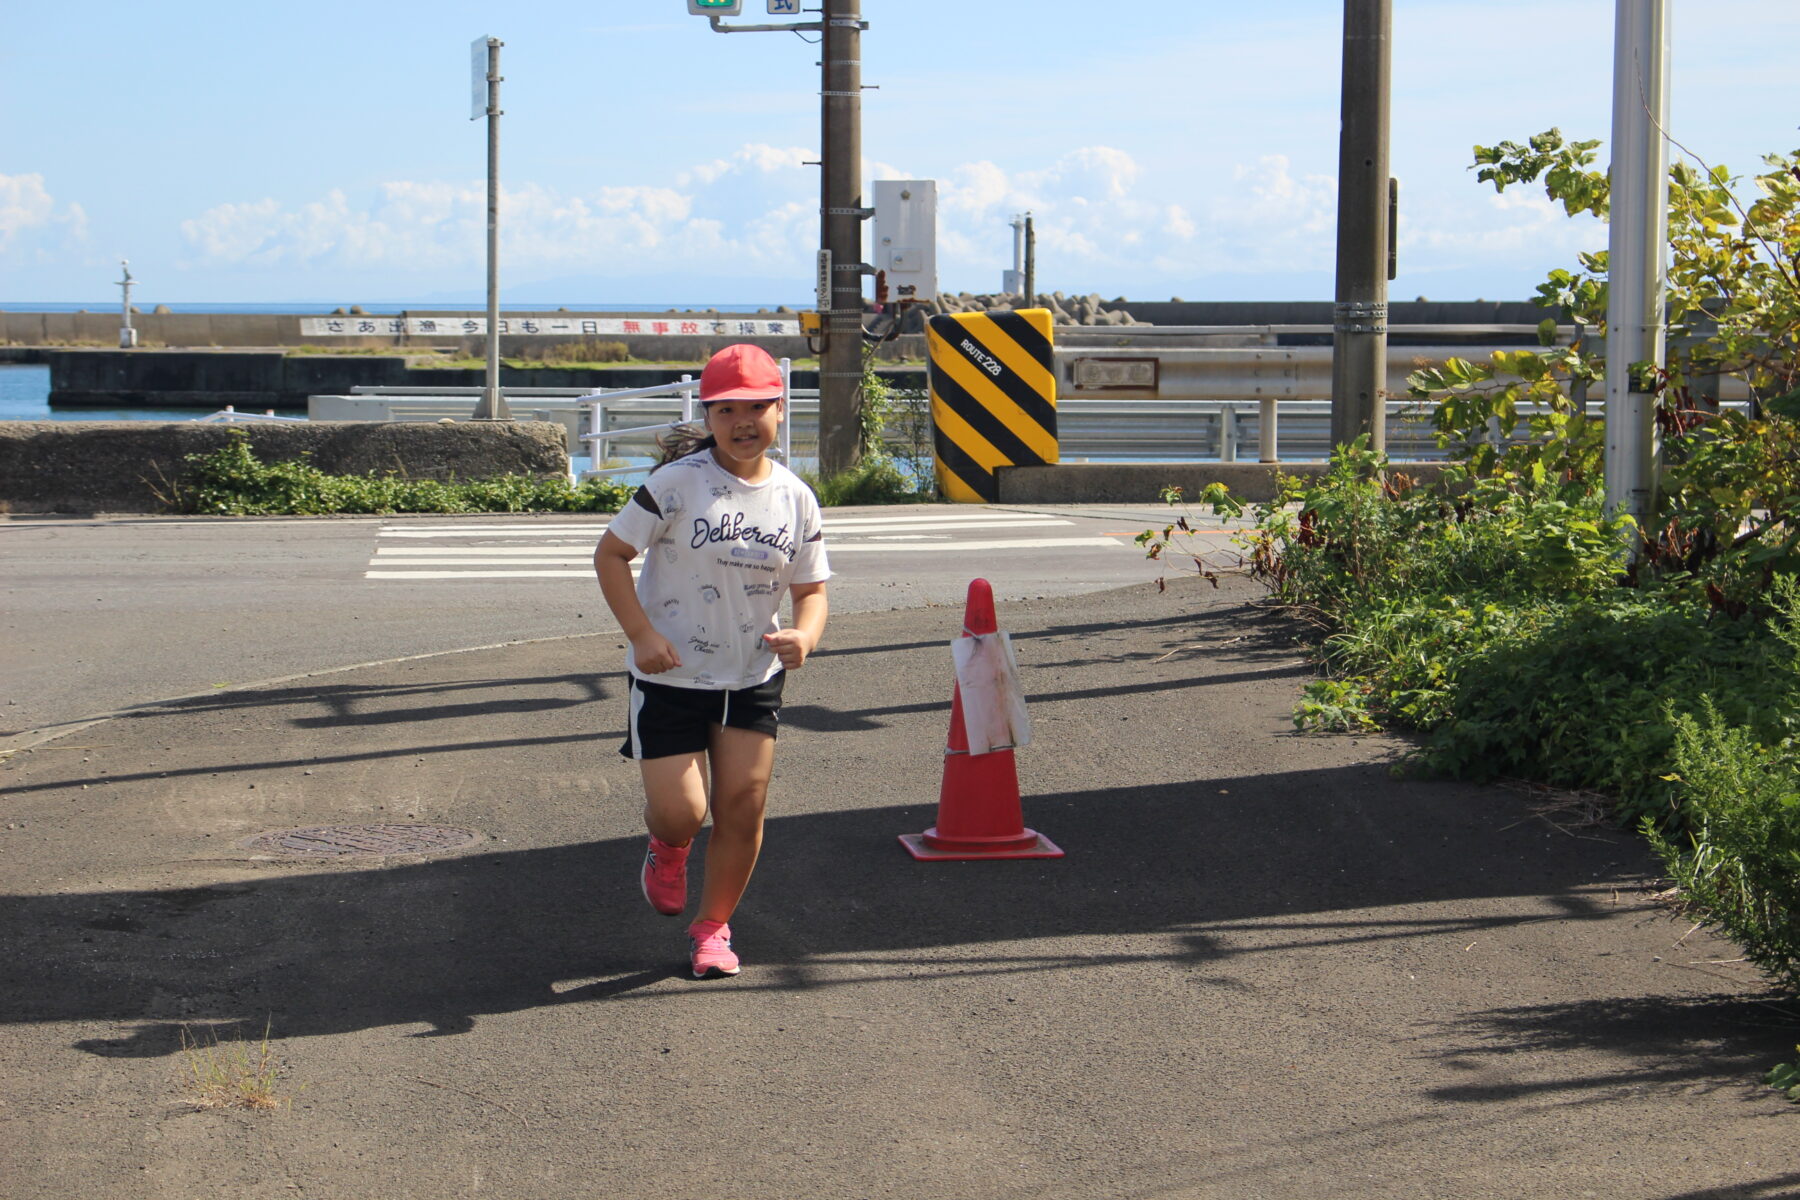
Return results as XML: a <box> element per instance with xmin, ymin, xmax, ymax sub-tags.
<box><xmin>605</xmin><ymin>451</ymin><xmax>830</xmax><ymax>690</ymax></box>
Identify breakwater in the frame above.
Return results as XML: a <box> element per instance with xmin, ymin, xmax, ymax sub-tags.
<box><xmin>2</xmin><ymin>299</ymin><xmax>1555</xmax><ymax>353</ymax></box>
<box><xmin>40</xmin><ymin>352</ymin><xmax>928</xmax><ymax>412</ymax></box>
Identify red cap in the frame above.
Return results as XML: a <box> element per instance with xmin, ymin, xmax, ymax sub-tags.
<box><xmin>699</xmin><ymin>343</ymin><xmax>784</xmax><ymax>402</ymax></box>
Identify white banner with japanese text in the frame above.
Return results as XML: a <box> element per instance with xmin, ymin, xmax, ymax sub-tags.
<box><xmin>298</xmin><ymin>316</ymin><xmax>803</xmax><ymax>337</ymax></box>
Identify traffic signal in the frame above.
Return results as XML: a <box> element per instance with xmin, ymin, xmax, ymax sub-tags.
<box><xmin>686</xmin><ymin>0</ymin><xmax>742</xmax><ymax>14</ymax></box>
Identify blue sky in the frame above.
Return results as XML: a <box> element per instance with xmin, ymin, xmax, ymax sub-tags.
<box><xmin>4</xmin><ymin>1</ymin><xmax>1797</xmax><ymax>306</ymax></box>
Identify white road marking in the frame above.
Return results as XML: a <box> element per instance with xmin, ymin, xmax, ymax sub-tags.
<box><xmin>365</xmin><ymin>570</ymin><xmax>599</xmax><ymax>579</ymax></box>
<box><xmin>363</xmin><ymin>518</ymin><xmax>1123</xmax><ymax>581</ymax></box>
<box><xmin>377</xmin><ymin>547</ymin><xmax>598</xmax><ymax>556</ymax></box>
<box><xmin>828</xmin><ymin>537</ymin><xmax>1124</xmax><ymax>553</ymax></box>
<box><xmin>374</xmin><ymin>515</ymin><xmax>1072</xmax><ymax>538</ymax></box>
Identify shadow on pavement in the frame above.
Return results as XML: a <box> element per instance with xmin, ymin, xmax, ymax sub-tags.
<box><xmin>3</xmin><ymin>766</ymin><xmax>1787</xmax><ymax>1084</ymax></box>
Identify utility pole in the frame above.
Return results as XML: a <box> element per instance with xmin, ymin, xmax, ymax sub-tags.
<box><xmin>1604</xmin><ymin>0</ymin><xmax>1670</xmax><ymax>546</ymax></box>
<box><xmin>818</xmin><ymin>0</ymin><xmax>864</xmax><ymax>475</ymax></box>
<box><xmin>1329</xmin><ymin>0</ymin><xmax>1392</xmax><ymax>452</ymax></box>
<box><xmin>472</xmin><ymin>35</ymin><xmax>510</xmax><ymax>421</ymax></box>
<box><xmin>1023</xmin><ymin>213</ymin><xmax>1035</xmax><ymax>309</ymax></box>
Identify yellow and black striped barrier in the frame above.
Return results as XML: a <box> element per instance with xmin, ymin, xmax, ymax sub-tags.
<box><xmin>926</xmin><ymin>308</ymin><xmax>1058</xmax><ymax>502</ymax></box>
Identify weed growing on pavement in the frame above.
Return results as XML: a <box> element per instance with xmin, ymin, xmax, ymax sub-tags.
<box><xmin>801</xmin><ymin>367</ymin><xmax>935</xmax><ymax>505</ymax></box>
<box><xmin>1766</xmin><ymin>1048</ymin><xmax>1800</xmax><ymax>1102</ymax></box>
<box><xmin>179</xmin><ymin>1021</ymin><xmax>285</xmax><ymax>1111</ymax></box>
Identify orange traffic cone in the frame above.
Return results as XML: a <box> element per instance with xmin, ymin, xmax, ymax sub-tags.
<box><xmin>899</xmin><ymin>578</ymin><xmax>1064</xmax><ymax>861</ymax></box>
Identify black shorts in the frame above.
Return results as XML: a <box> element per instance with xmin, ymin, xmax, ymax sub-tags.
<box><xmin>619</xmin><ymin>672</ymin><xmax>786</xmax><ymax>761</ymax></box>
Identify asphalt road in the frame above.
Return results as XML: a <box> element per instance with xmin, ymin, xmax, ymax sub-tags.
<box><xmin>2</xmin><ymin>503</ymin><xmax>1211</xmax><ymax>739</ymax></box>
<box><xmin>0</xmin><ymin>571</ymin><xmax>1788</xmax><ymax>1200</ymax></box>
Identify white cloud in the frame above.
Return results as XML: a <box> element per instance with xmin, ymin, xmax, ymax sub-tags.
<box><xmin>177</xmin><ymin>146</ymin><xmax>822</xmax><ymax>280</ymax></box>
<box><xmin>0</xmin><ymin>173</ymin><xmax>90</xmax><ymax>256</ymax></box>
<box><xmin>1398</xmin><ymin>185</ymin><xmax>1608</xmax><ymax>277</ymax></box>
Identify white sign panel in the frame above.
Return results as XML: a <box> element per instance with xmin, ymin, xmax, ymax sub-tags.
<box><xmin>767</xmin><ymin>0</ymin><xmax>802</xmax><ymax>13</ymax></box>
<box><xmin>470</xmin><ymin>36</ymin><xmax>490</xmax><ymax>121</ymax></box>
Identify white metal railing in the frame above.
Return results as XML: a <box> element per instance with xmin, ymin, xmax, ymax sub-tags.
<box><xmin>192</xmin><ymin>405</ymin><xmax>308</xmax><ymax>423</ymax></box>
<box><xmin>577</xmin><ymin>358</ymin><xmax>793</xmax><ymax>479</ymax></box>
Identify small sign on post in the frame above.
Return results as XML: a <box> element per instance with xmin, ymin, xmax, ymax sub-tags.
<box><xmin>815</xmin><ymin>249</ymin><xmax>833</xmax><ymax>313</ymax></box>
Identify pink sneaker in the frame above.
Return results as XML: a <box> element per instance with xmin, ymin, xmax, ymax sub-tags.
<box><xmin>640</xmin><ymin>836</ymin><xmax>689</xmax><ymax>916</ymax></box>
<box><xmin>688</xmin><ymin>919</ymin><xmax>740</xmax><ymax>978</ymax></box>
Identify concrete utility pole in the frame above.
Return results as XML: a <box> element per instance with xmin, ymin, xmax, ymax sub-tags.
<box><xmin>1023</xmin><ymin>213</ymin><xmax>1036</xmax><ymax>310</ymax></box>
<box><xmin>1329</xmin><ymin>0</ymin><xmax>1392</xmax><ymax>452</ymax></box>
<box><xmin>1604</xmin><ymin>0</ymin><xmax>1670</xmax><ymax>543</ymax></box>
<box><xmin>818</xmin><ymin>0</ymin><xmax>864</xmax><ymax>475</ymax></box>
<box><xmin>473</xmin><ymin>35</ymin><xmax>511</xmax><ymax>421</ymax></box>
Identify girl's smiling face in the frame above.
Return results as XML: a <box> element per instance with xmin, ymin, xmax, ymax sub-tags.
<box><xmin>703</xmin><ymin>396</ymin><xmax>783</xmax><ymax>478</ymax></box>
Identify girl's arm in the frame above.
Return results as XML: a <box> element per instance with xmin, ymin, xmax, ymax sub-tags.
<box><xmin>763</xmin><ymin>581</ymin><xmax>828</xmax><ymax>671</ymax></box>
<box><xmin>594</xmin><ymin>530</ymin><xmax>681</xmax><ymax>674</ymax></box>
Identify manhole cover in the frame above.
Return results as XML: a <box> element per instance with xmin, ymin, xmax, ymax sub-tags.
<box><xmin>240</xmin><ymin>824</ymin><xmax>480</xmax><ymax>859</ymax></box>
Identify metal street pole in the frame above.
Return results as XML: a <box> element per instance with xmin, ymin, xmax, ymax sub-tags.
<box><xmin>1604</xmin><ymin>0</ymin><xmax>1670</xmax><ymax>544</ymax></box>
<box><xmin>1329</xmin><ymin>0</ymin><xmax>1391</xmax><ymax>452</ymax></box>
<box><xmin>117</xmin><ymin>260</ymin><xmax>137</xmax><ymax>349</ymax></box>
<box><xmin>818</xmin><ymin>0</ymin><xmax>863</xmax><ymax>475</ymax></box>
<box><xmin>473</xmin><ymin>36</ymin><xmax>511</xmax><ymax>421</ymax></box>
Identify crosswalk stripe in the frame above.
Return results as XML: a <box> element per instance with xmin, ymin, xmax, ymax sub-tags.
<box><xmin>365</xmin><ymin>570</ymin><xmax>599</xmax><ymax>579</ymax></box>
<box><xmin>362</xmin><ymin>518</ymin><xmax>1124</xmax><ymax>581</ymax></box>
<box><xmin>829</xmin><ymin>537</ymin><xmax>1120</xmax><ymax>553</ymax></box>
<box><xmin>373</xmin><ymin>515</ymin><xmax>1072</xmax><ymax>538</ymax></box>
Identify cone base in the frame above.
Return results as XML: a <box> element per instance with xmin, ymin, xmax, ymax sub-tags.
<box><xmin>898</xmin><ymin>829</ymin><xmax>1065</xmax><ymax>862</ymax></box>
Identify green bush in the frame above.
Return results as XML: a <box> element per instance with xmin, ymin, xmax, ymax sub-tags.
<box><xmin>1647</xmin><ymin>696</ymin><xmax>1800</xmax><ymax>993</ymax></box>
<box><xmin>1416</xmin><ymin>594</ymin><xmax>1796</xmax><ymax>827</ymax></box>
<box><xmin>178</xmin><ymin>435</ymin><xmax>629</xmax><ymax>516</ymax></box>
<box><xmin>803</xmin><ymin>456</ymin><xmax>922</xmax><ymax>507</ymax></box>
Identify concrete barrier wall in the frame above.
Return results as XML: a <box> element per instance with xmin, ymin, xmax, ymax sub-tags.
<box><xmin>0</xmin><ymin>420</ymin><xmax>569</xmax><ymax>514</ymax></box>
<box><xmin>1</xmin><ymin>311</ymin><xmax>901</xmax><ymax>361</ymax></box>
<box><xmin>0</xmin><ymin>301</ymin><xmax>1553</xmax><ymax>349</ymax></box>
<box><xmin>42</xmin><ymin>350</ymin><xmax>928</xmax><ymax>410</ymax></box>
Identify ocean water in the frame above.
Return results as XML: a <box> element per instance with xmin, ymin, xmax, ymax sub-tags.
<box><xmin>0</xmin><ymin>365</ymin><xmax>204</xmax><ymax>422</ymax></box>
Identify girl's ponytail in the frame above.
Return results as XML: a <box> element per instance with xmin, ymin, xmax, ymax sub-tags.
<box><xmin>652</xmin><ymin>425</ymin><xmax>716</xmax><ymax>470</ymax></box>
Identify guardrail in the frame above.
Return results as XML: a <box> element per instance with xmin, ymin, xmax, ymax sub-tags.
<box><xmin>306</xmin><ymin>324</ymin><xmax>1750</xmax><ymax>473</ymax></box>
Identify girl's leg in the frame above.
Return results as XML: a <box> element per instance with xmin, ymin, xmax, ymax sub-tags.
<box><xmin>639</xmin><ymin>751</ymin><xmax>709</xmax><ymax>846</ymax></box>
<box><xmin>695</xmin><ymin>725</ymin><xmax>776</xmax><ymax>923</ymax></box>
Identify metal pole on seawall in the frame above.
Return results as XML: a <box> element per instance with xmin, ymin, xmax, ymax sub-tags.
<box><xmin>818</xmin><ymin>0</ymin><xmax>864</xmax><ymax>476</ymax></box>
<box><xmin>1603</xmin><ymin>0</ymin><xmax>1670</xmax><ymax>552</ymax></box>
<box><xmin>474</xmin><ymin>35</ymin><xmax>511</xmax><ymax>421</ymax></box>
<box><xmin>1329</xmin><ymin>0</ymin><xmax>1391</xmax><ymax>452</ymax></box>
<box><xmin>117</xmin><ymin>261</ymin><xmax>137</xmax><ymax>349</ymax></box>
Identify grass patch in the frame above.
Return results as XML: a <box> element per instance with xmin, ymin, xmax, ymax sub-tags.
<box><xmin>179</xmin><ymin>1022</ymin><xmax>285</xmax><ymax>1111</ymax></box>
<box><xmin>171</xmin><ymin>433</ymin><xmax>630</xmax><ymax>516</ymax></box>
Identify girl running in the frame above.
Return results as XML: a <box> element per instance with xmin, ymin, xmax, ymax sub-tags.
<box><xmin>593</xmin><ymin>343</ymin><xmax>830</xmax><ymax>978</ymax></box>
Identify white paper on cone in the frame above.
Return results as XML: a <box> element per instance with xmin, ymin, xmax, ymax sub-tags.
<box><xmin>952</xmin><ymin>632</ymin><xmax>1032</xmax><ymax>754</ymax></box>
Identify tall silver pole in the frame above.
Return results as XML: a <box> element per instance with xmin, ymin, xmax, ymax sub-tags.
<box><xmin>1330</xmin><ymin>0</ymin><xmax>1392</xmax><ymax>452</ymax></box>
<box><xmin>475</xmin><ymin>36</ymin><xmax>510</xmax><ymax>421</ymax></box>
<box><xmin>1603</xmin><ymin>0</ymin><xmax>1670</xmax><ymax>542</ymax></box>
<box><xmin>117</xmin><ymin>260</ymin><xmax>137</xmax><ymax>349</ymax></box>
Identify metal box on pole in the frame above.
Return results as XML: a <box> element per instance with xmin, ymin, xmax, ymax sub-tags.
<box><xmin>872</xmin><ymin>180</ymin><xmax>938</xmax><ymax>302</ymax></box>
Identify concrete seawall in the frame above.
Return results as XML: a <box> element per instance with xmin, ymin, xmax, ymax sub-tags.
<box><xmin>42</xmin><ymin>351</ymin><xmax>929</xmax><ymax>411</ymax></box>
<box><xmin>0</xmin><ymin>421</ymin><xmax>569</xmax><ymax>514</ymax></box>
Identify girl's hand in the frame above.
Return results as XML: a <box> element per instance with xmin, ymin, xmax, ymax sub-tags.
<box><xmin>762</xmin><ymin>627</ymin><xmax>816</xmax><ymax>671</ymax></box>
<box><xmin>631</xmin><ymin>631</ymin><xmax>682</xmax><ymax>674</ymax></box>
